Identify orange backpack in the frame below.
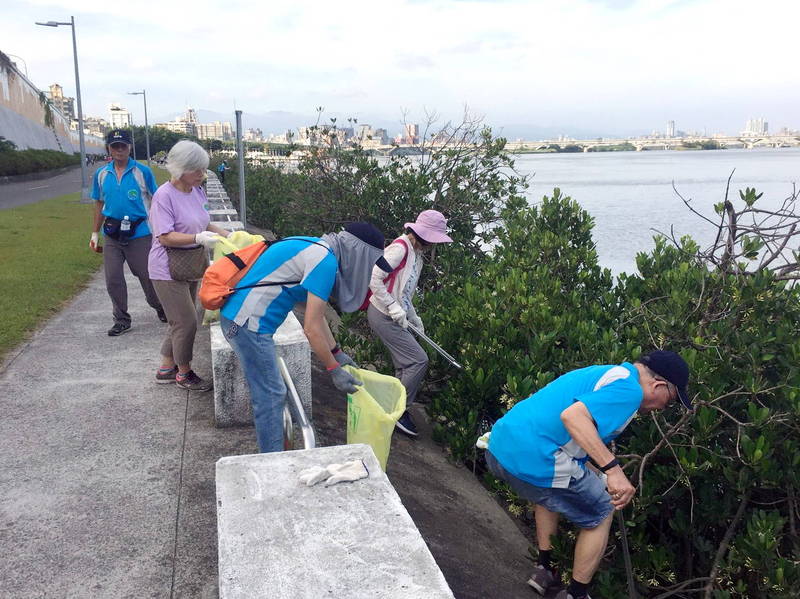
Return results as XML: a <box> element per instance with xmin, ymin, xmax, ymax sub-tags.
<box><xmin>199</xmin><ymin>238</ymin><xmax>331</xmax><ymax>310</ymax></box>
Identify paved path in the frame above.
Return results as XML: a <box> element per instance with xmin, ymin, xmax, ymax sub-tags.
<box><xmin>0</xmin><ymin>164</ymin><xmax>104</xmax><ymax>210</ymax></box>
<box><xmin>0</xmin><ymin>270</ymin><xmax>257</xmax><ymax>598</ymax></box>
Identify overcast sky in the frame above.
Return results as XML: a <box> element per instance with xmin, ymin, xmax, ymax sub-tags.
<box><xmin>4</xmin><ymin>0</ymin><xmax>798</xmax><ymax>137</ymax></box>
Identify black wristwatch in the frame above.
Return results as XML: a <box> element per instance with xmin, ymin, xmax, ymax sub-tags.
<box><xmin>599</xmin><ymin>458</ymin><xmax>620</xmax><ymax>472</ymax></box>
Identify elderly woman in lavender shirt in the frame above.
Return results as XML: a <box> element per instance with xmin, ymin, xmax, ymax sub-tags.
<box><xmin>147</xmin><ymin>141</ymin><xmax>230</xmax><ymax>391</ymax></box>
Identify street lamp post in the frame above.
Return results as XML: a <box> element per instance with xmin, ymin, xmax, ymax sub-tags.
<box><xmin>35</xmin><ymin>17</ymin><xmax>89</xmax><ymax>202</ymax></box>
<box><xmin>128</xmin><ymin>90</ymin><xmax>150</xmax><ymax>169</ymax></box>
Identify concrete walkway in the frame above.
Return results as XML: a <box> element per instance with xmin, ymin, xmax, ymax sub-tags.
<box><xmin>0</xmin><ymin>265</ymin><xmax>541</xmax><ymax>599</ymax></box>
<box><xmin>0</xmin><ymin>269</ymin><xmax>257</xmax><ymax>598</ymax></box>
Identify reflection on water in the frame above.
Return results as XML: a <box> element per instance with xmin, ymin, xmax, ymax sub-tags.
<box><xmin>517</xmin><ymin>147</ymin><xmax>800</xmax><ymax>275</ymax></box>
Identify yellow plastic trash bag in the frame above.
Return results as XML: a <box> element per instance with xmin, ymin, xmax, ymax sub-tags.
<box><xmin>212</xmin><ymin>230</ymin><xmax>265</xmax><ymax>261</ymax></box>
<box><xmin>343</xmin><ymin>366</ymin><xmax>406</xmax><ymax>470</ymax></box>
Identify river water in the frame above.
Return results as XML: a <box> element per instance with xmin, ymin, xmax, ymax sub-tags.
<box><xmin>516</xmin><ymin>148</ymin><xmax>800</xmax><ymax>275</ymax></box>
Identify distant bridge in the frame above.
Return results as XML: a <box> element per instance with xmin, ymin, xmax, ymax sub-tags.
<box><xmin>504</xmin><ymin>135</ymin><xmax>800</xmax><ymax>152</ymax></box>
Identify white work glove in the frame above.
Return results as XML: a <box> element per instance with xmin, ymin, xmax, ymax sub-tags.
<box><xmin>299</xmin><ymin>465</ymin><xmax>336</xmax><ymax>487</ymax></box>
<box><xmin>195</xmin><ymin>230</ymin><xmax>219</xmax><ymax>248</ymax></box>
<box><xmin>386</xmin><ymin>303</ymin><xmax>408</xmax><ymax>328</ymax></box>
<box><xmin>407</xmin><ymin>313</ymin><xmax>424</xmax><ymax>333</ymax></box>
<box><xmin>475</xmin><ymin>431</ymin><xmax>491</xmax><ymax>450</ymax></box>
<box><xmin>329</xmin><ymin>366</ymin><xmax>363</xmax><ymax>394</ymax></box>
<box><xmin>324</xmin><ymin>460</ymin><xmax>369</xmax><ymax>487</ymax></box>
<box><xmin>89</xmin><ymin>232</ymin><xmax>100</xmax><ymax>252</ymax></box>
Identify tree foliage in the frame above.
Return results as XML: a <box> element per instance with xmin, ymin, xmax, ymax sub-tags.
<box><xmin>226</xmin><ymin>117</ymin><xmax>800</xmax><ymax>597</ymax></box>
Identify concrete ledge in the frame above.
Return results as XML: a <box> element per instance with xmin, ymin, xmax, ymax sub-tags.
<box><xmin>215</xmin><ymin>221</ymin><xmax>244</xmax><ymax>232</ymax></box>
<box><xmin>216</xmin><ymin>443</ymin><xmax>454</xmax><ymax>599</ymax></box>
<box><xmin>208</xmin><ymin>208</ymin><xmax>238</xmax><ymax>217</ymax></box>
<box><xmin>211</xmin><ymin>313</ymin><xmax>312</xmax><ymax>441</ymax></box>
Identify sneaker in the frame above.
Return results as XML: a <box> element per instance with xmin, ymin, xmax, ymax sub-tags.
<box><xmin>554</xmin><ymin>590</ymin><xmax>591</xmax><ymax>599</ymax></box>
<box><xmin>155</xmin><ymin>366</ymin><xmax>178</xmax><ymax>384</ymax></box>
<box><xmin>527</xmin><ymin>565</ymin><xmax>557</xmax><ymax>595</ymax></box>
<box><xmin>156</xmin><ymin>308</ymin><xmax>168</xmax><ymax>323</ymax></box>
<box><xmin>108</xmin><ymin>322</ymin><xmax>131</xmax><ymax>336</ymax></box>
<box><xmin>176</xmin><ymin>370</ymin><xmax>213</xmax><ymax>392</ymax></box>
<box><xmin>395</xmin><ymin>411</ymin><xmax>418</xmax><ymax>437</ymax></box>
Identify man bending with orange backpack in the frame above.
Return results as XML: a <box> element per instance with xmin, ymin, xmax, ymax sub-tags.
<box><xmin>218</xmin><ymin>223</ymin><xmax>387</xmax><ymax>453</ymax></box>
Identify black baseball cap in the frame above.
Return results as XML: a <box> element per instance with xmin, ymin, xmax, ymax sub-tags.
<box><xmin>639</xmin><ymin>350</ymin><xmax>691</xmax><ymax>409</ymax></box>
<box><xmin>106</xmin><ymin>129</ymin><xmax>132</xmax><ymax>145</ymax></box>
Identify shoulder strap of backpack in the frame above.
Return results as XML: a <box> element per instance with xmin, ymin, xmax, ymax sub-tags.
<box><xmin>228</xmin><ymin>237</ymin><xmax>332</xmax><ymax>292</ymax></box>
<box><xmin>385</xmin><ymin>238</ymin><xmax>410</xmax><ymax>293</ymax></box>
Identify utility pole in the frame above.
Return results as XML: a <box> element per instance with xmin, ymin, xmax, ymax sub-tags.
<box><xmin>128</xmin><ymin>90</ymin><xmax>150</xmax><ymax>169</ymax></box>
<box><xmin>35</xmin><ymin>16</ymin><xmax>89</xmax><ymax>201</ymax></box>
<box><xmin>235</xmin><ymin>110</ymin><xmax>246</xmax><ymax>228</ymax></box>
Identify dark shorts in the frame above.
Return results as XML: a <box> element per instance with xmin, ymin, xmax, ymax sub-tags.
<box><xmin>486</xmin><ymin>451</ymin><xmax>613</xmax><ymax>529</ymax></box>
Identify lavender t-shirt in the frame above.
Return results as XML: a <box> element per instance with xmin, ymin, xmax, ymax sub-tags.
<box><xmin>148</xmin><ymin>182</ymin><xmax>210</xmax><ymax>281</ymax></box>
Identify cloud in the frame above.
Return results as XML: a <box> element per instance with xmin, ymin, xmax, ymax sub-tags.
<box><xmin>3</xmin><ymin>0</ymin><xmax>798</xmax><ymax>135</ymax></box>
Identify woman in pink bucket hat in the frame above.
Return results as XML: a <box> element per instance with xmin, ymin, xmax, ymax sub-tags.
<box><xmin>367</xmin><ymin>210</ymin><xmax>453</xmax><ymax>437</ymax></box>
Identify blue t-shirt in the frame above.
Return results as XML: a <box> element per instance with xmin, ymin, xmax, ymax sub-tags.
<box><xmin>488</xmin><ymin>363</ymin><xmax>642</xmax><ymax>488</ymax></box>
<box><xmin>220</xmin><ymin>237</ymin><xmax>337</xmax><ymax>334</ymax></box>
<box><xmin>91</xmin><ymin>158</ymin><xmax>157</xmax><ymax>239</ymax></box>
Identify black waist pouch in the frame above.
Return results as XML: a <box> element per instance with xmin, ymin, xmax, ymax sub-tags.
<box><xmin>103</xmin><ymin>217</ymin><xmax>144</xmax><ymax>243</ymax></box>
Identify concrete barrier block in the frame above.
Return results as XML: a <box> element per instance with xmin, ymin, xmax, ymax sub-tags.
<box><xmin>216</xmin><ymin>444</ymin><xmax>454</xmax><ymax>599</ymax></box>
<box><xmin>210</xmin><ymin>321</ymin><xmax>251</xmax><ymax>428</ymax></box>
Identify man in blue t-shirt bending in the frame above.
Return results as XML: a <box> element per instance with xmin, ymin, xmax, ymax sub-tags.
<box><xmin>487</xmin><ymin>350</ymin><xmax>692</xmax><ymax>599</ymax></box>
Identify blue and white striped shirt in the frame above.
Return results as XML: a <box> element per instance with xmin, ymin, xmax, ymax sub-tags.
<box><xmin>221</xmin><ymin>237</ymin><xmax>336</xmax><ymax>334</ymax></box>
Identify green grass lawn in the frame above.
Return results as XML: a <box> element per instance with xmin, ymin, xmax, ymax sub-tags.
<box><xmin>0</xmin><ymin>164</ymin><xmax>168</xmax><ymax>363</ymax></box>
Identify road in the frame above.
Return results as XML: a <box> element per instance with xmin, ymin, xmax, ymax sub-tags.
<box><xmin>0</xmin><ymin>164</ymin><xmax>104</xmax><ymax>210</ymax></box>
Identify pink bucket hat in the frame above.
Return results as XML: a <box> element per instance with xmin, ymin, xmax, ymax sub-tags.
<box><xmin>404</xmin><ymin>210</ymin><xmax>453</xmax><ymax>244</ymax></box>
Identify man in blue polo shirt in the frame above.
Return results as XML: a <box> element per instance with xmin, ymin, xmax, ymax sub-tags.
<box><xmin>486</xmin><ymin>350</ymin><xmax>692</xmax><ymax>599</ymax></box>
<box><xmin>90</xmin><ymin>129</ymin><xmax>165</xmax><ymax>336</ymax></box>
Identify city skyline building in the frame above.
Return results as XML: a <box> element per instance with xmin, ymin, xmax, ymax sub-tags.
<box><xmin>45</xmin><ymin>83</ymin><xmax>75</xmax><ymax>121</ymax></box>
<box><xmin>82</xmin><ymin>116</ymin><xmax>110</xmax><ymax>138</ymax></box>
<box><xmin>743</xmin><ymin>117</ymin><xmax>768</xmax><ymax>136</ymax></box>
<box><xmin>109</xmin><ymin>103</ymin><xmax>132</xmax><ymax>128</ymax></box>
<box><xmin>666</xmin><ymin>120</ymin><xmax>676</xmax><ymax>137</ymax></box>
<box><xmin>197</xmin><ymin>120</ymin><xmax>233</xmax><ymax>140</ymax></box>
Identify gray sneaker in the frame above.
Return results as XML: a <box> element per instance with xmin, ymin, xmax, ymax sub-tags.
<box><xmin>176</xmin><ymin>370</ymin><xmax>213</xmax><ymax>392</ymax></box>
<box><xmin>527</xmin><ymin>565</ymin><xmax>557</xmax><ymax>594</ymax></box>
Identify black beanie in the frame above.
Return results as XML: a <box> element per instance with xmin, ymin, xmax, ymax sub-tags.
<box><xmin>344</xmin><ymin>222</ymin><xmax>384</xmax><ymax>249</ymax></box>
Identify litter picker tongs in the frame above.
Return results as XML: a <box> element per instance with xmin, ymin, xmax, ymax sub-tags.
<box><xmin>407</xmin><ymin>323</ymin><xmax>463</xmax><ymax>370</ymax></box>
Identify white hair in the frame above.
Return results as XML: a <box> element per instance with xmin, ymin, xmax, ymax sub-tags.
<box><xmin>166</xmin><ymin>140</ymin><xmax>209</xmax><ymax>178</ymax></box>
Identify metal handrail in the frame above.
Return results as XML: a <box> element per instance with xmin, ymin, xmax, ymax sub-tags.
<box><xmin>278</xmin><ymin>356</ymin><xmax>316</xmax><ymax>450</ymax></box>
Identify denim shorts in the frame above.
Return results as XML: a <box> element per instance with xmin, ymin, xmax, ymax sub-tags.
<box><xmin>486</xmin><ymin>451</ymin><xmax>613</xmax><ymax>529</ymax></box>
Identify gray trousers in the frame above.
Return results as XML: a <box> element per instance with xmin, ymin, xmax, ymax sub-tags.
<box><xmin>367</xmin><ymin>304</ymin><xmax>428</xmax><ymax>406</ymax></box>
<box><xmin>152</xmin><ymin>280</ymin><xmax>199</xmax><ymax>366</ymax></box>
<box><xmin>103</xmin><ymin>235</ymin><xmax>162</xmax><ymax>325</ymax></box>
